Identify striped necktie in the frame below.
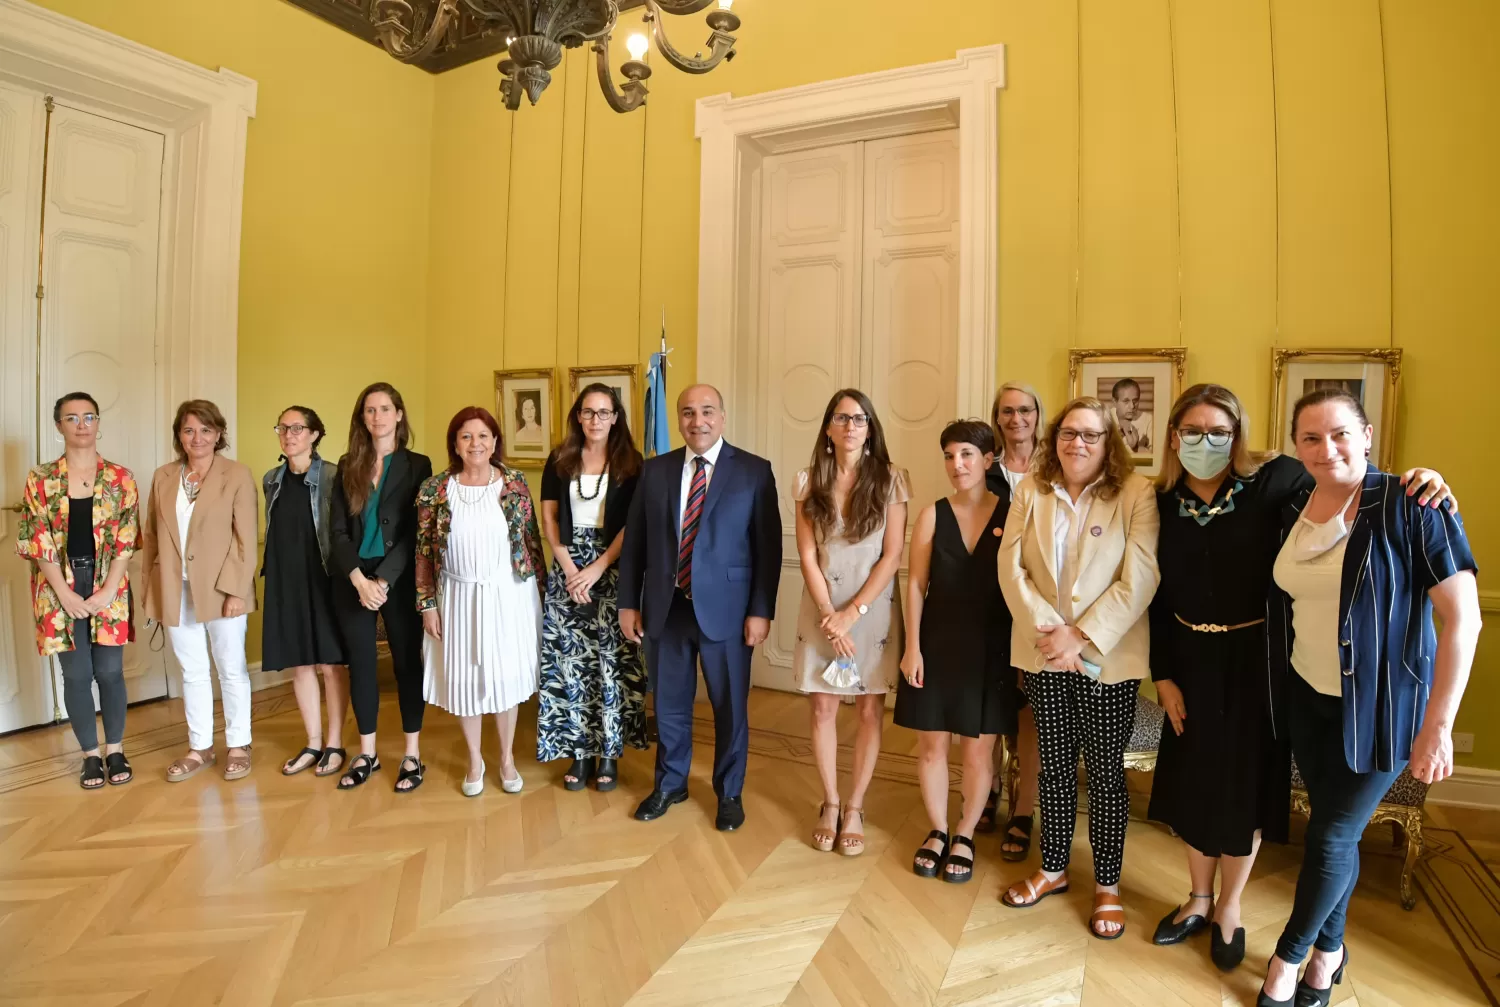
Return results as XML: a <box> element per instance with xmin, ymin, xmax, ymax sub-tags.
<box><xmin>677</xmin><ymin>456</ymin><xmax>708</xmax><ymax>595</ymax></box>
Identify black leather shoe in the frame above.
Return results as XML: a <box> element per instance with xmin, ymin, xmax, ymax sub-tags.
<box><xmin>633</xmin><ymin>789</ymin><xmax>688</xmax><ymax>821</ymax></box>
<box><xmin>1293</xmin><ymin>945</ymin><xmax>1347</xmax><ymax>1007</ymax></box>
<box><xmin>1152</xmin><ymin>906</ymin><xmax>1211</xmax><ymax>946</ymax></box>
<box><xmin>716</xmin><ymin>796</ymin><xmax>746</xmax><ymax>831</ymax></box>
<box><xmin>1211</xmin><ymin>922</ymin><xmax>1247</xmax><ymax>971</ymax></box>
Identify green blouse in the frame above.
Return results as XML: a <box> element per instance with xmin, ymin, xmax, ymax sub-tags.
<box><xmin>357</xmin><ymin>457</ymin><xmax>392</xmax><ymax>560</ymax></box>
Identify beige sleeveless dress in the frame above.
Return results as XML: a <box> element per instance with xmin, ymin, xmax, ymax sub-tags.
<box><xmin>792</xmin><ymin>466</ymin><xmax>910</xmax><ymax>695</ymax></box>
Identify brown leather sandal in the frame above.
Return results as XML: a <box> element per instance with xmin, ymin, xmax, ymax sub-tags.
<box><xmin>166</xmin><ymin>749</ymin><xmax>216</xmax><ymax>782</ymax></box>
<box><xmin>836</xmin><ymin>806</ymin><xmax>865</xmax><ymax>858</ymax></box>
<box><xmin>1090</xmin><ymin>892</ymin><xmax>1126</xmax><ymax>940</ymax></box>
<box><xmin>811</xmin><ymin>802</ymin><xmax>839</xmax><ymax>853</ymax></box>
<box><xmin>224</xmin><ymin>745</ymin><xmax>253</xmax><ymax>781</ymax></box>
<box><xmin>1001</xmin><ymin>868</ymin><xmax>1070</xmax><ymax>908</ymax></box>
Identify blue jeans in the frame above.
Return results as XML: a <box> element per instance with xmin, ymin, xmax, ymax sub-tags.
<box><xmin>1275</xmin><ymin>673</ymin><xmax>1403</xmax><ymax>963</ymax></box>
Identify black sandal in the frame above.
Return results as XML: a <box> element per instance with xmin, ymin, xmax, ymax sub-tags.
<box><xmin>913</xmin><ymin>829</ymin><xmax>949</xmax><ymax>878</ymax></box>
<box><xmin>942</xmin><ymin>834</ymin><xmax>976</xmax><ymax>884</ymax></box>
<box><xmin>563</xmin><ymin>757</ymin><xmax>595</xmax><ymax>792</ymax></box>
<box><xmin>337</xmin><ymin>754</ymin><xmax>381</xmax><ymax>790</ymax></box>
<box><xmin>105</xmin><ymin>752</ymin><xmax>133</xmax><ymax>785</ymax></box>
<box><xmin>1000</xmin><ymin>815</ymin><xmax>1034</xmax><ymax>862</ymax></box>
<box><xmin>595</xmin><ymin>758</ymin><xmax>618</xmax><ymax>792</ymax></box>
<box><xmin>79</xmin><ymin>755</ymin><xmax>106</xmax><ymax>790</ymax></box>
<box><xmin>395</xmin><ymin>755</ymin><xmax>425</xmax><ymax>793</ymax></box>
<box><xmin>315</xmin><ymin>747</ymin><xmax>347</xmax><ymax>777</ymax></box>
<box><xmin>282</xmin><ymin>747</ymin><xmax>323</xmax><ymax>777</ymax></box>
<box><xmin>976</xmin><ymin>791</ymin><xmax>1000</xmax><ymax>833</ymax></box>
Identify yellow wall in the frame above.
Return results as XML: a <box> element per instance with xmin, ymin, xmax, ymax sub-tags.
<box><xmin>424</xmin><ymin>0</ymin><xmax>1499</xmax><ymax>764</ymax></box>
<box><xmin>32</xmin><ymin>0</ymin><xmax>436</xmax><ymax>658</ymax></box>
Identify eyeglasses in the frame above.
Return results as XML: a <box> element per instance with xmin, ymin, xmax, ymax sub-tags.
<box><xmin>998</xmin><ymin>406</ymin><xmax>1036</xmax><ymax>419</ymax></box>
<box><xmin>1178</xmin><ymin>429</ymin><xmax>1233</xmax><ymax>447</ymax></box>
<box><xmin>579</xmin><ymin>408</ymin><xmax>615</xmax><ymax>422</ymax></box>
<box><xmin>273</xmin><ymin>423</ymin><xmax>310</xmax><ymax>436</ymax></box>
<box><xmin>830</xmin><ymin>413</ymin><xmax>869</xmax><ymax>428</ymax></box>
<box><xmin>61</xmin><ymin>413</ymin><xmax>99</xmax><ymax>428</ymax></box>
<box><xmin>1058</xmin><ymin>428</ymin><xmax>1106</xmax><ymax>444</ymax></box>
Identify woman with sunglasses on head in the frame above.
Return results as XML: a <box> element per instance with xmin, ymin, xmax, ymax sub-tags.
<box><xmin>1147</xmin><ymin>385</ymin><xmax>1454</xmax><ymax>972</ymax></box>
<box><xmin>262</xmin><ymin>406</ymin><xmax>349</xmax><ymax>779</ymax></box>
<box><xmin>1256</xmin><ymin>389</ymin><xmax>1477</xmax><ymax>1007</ymax></box>
<box><xmin>997</xmin><ymin>398</ymin><xmax>1160</xmax><ymax>940</ymax></box>
<box><xmin>537</xmin><ymin>384</ymin><xmax>646</xmax><ymax>792</ymax></box>
<box><xmin>794</xmin><ymin>390</ymin><xmax>910</xmax><ymax>857</ymax></box>
<box><xmin>15</xmin><ymin>393</ymin><xmax>139</xmax><ymax>788</ymax></box>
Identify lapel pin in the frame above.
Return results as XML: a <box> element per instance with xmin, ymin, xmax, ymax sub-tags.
<box><xmin>1090</xmin><ymin>525</ymin><xmax>1103</xmax><ymax>537</ymax></box>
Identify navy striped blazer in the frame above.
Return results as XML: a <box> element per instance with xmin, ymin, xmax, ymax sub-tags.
<box><xmin>1267</xmin><ymin>468</ymin><xmax>1477</xmax><ymax>774</ymax></box>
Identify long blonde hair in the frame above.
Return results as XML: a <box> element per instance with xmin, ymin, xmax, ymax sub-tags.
<box><xmin>990</xmin><ymin>382</ymin><xmax>1046</xmax><ymax>465</ymax></box>
<box><xmin>1033</xmin><ymin>397</ymin><xmax>1134</xmax><ymax>501</ymax></box>
<box><xmin>1154</xmin><ymin>383</ymin><xmax>1270</xmax><ymax>491</ymax></box>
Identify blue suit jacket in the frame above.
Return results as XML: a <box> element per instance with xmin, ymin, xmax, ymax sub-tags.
<box><xmin>618</xmin><ymin>443</ymin><xmax>782</xmax><ymax>643</ymax></box>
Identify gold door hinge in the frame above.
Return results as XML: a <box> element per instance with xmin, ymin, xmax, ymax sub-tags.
<box><xmin>36</xmin><ymin>284</ymin><xmax>44</xmax><ymax>299</ymax></box>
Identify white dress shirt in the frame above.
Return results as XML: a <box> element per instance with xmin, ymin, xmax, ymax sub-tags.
<box><xmin>678</xmin><ymin>437</ymin><xmax>724</xmax><ymax>538</ymax></box>
<box><xmin>1045</xmin><ymin>478</ymin><xmax>1101</xmax><ymax>670</ymax></box>
<box><xmin>176</xmin><ymin>478</ymin><xmax>197</xmax><ymax>582</ymax></box>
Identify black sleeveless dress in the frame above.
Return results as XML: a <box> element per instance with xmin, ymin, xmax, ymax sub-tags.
<box><xmin>894</xmin><ymin>497</ymin><xmax>1015</xmax><ymax>737</ymax></box>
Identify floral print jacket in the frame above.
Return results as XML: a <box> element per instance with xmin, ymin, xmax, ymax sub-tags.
<box><xmin>14</xmin><ymin>456</ymin><xmax>139</xmax><ymax>655</ymax></box>
<box><xmin>415</xmin><ymin>465</ymin><xmax>546</xmax><ymax>611</ymax></box>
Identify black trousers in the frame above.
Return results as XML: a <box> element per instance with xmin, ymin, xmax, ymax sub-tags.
<box><xmin>333</xmin><ymin>565</ymin><xmax>425</xmax><ymax>736</ymax></box>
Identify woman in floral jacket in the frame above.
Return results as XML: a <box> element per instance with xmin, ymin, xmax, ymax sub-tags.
<box><xmin>416</xmin><ymin>406</ymin><xmax>545</xmax><ymax>797</ymax></box>
<box><xmin>16</xmin><ymin>392</ymin><xmax>139</xmax><ymax>789</ymax></box>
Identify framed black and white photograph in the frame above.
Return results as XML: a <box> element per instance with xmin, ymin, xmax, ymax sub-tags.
<box><xmin>568</xmin><ymin>364</ymin><xmax>639</xmax><ymax>431</ymax></box>
<box><xmin>1068</xmin><ymin>347</ymin><xmax>1187</xmax><ymax>478</ymax></box>
<box><xmin>493</xmin><ymin>368</ymin><xmax>555</xmax><ymax>465</ymax></box>
<box><xmin>1271</xmin><ymin>348</ymin><xmax>1401</xmax><ymax>468</ymax></box>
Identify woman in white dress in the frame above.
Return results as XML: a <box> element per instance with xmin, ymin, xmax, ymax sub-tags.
<box><xmin>415</xmin><ymin>407</ymin><xmax>546</xmax><ymax>796</ymax></box>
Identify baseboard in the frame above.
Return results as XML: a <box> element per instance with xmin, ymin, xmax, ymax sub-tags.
<box><xmin>1429</xmin><ymin>766</ymin><xmax>1500</xmax><ymax>809</ymax></box>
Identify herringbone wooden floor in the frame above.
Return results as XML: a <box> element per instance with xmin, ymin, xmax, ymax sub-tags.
<box><xmin>0</xmin><ymin>685</ymin><xmax>1493</xmax><ymax>1006</ymax></box>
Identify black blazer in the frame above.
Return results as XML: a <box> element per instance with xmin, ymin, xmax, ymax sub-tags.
<box><xmin>539</xmin><ymin>451</ymin><xmax>639</xmax><ymax>548</ymax></box>
<box><xmin>330</xmin><ymin>447</ymin><xmax>433</xmax><ymax>586</ymax></box>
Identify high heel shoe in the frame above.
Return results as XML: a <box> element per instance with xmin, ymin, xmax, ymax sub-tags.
<box><xmin>1257</xmin><ymin>957</ymin><xmax>1297</xmax><ymax>1007</ymax></box>
<box><xmin>1211</xmin><ymin>922</ymin><xmax>1246</xmax><ymax>971</ymax></box>
<box><xmin>811</xmin><ymin>802</ymin><xmax>840</xmax><ymax>853</ymax></box>
<box><xmin>1293</xmin><ymin>946</ymin><xmax>1347</xmax><ymax>1007</ymax></box>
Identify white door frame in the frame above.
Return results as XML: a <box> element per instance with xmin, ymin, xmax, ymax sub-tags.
<box><xmin>0</xmin><ymin>0</ymin><xmax>256</xmax><ymax>451</ymax></box>
<box><xmin>694</xmin><ymin>45</ymin><xmax>1004</xmax><ymax>447</ymax></box>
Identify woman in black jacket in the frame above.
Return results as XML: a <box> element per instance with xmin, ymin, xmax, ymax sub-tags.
<box><xmin>329</xmin><ymin>382</ymin><xmax>433</xmax><ymax>792</ymax></box>
<box><xmin>536</xmin><ymin>383</ymin><xmax>646</xmax><ymax>791</ymax></box>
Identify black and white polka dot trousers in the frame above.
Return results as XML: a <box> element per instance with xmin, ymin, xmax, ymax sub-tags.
<box><xmin>1023</xmin><ymin>671</ymin><xmax>1140</xmax><ymax>887</ymax></box>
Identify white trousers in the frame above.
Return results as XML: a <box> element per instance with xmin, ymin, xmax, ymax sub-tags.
<box><xmin>167</xmin><ymin>580</ymin><xmax>251</xmax><ymax>750</ymax></box>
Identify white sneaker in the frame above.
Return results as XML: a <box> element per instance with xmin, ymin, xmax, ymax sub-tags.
<box><xmin>500</xmin><ymin>766</ymin><xmax>523</xmax><ymax>794</ymax></box>
<box><xmin>462</xmin><ymin>759</ymin><xmax>485</xmax><ymax>798</ymax></box>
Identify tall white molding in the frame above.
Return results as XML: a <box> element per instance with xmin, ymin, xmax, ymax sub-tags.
<box><xmin>695</xmin><ymin>46</ymin><xmax>1003</xmax><ymax>439</ymax></box>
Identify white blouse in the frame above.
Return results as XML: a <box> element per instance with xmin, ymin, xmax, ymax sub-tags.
<box><xmin>1273</xmin><ymin>519</ymin><xmax>1349</xmax><ymax>698</ymax></box>
<box><xmin>569</xmin><ymin>472</ymin><xmax>608</xmax><ymax>529</ymax></box>
<box><xmin>175</xmin><ymin>479</ymin><xmax>196</xmax><ymax>582</ymax></box>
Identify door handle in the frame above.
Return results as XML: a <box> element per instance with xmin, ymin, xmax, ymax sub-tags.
<box><xmin>2</xmin><ymin>503</ymin><xmax>23</xmax><ymax>513</ymax></box>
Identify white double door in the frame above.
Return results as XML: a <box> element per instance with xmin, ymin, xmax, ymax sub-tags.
<box><xmin>0</xmin><ymin>83</ymin><xmax>170</xmax><ymax>733</ymax></box>
<box><xmin>751</xmin><ymin>130</ymin><xmax>961</xmax><ymax>690</ymax></box>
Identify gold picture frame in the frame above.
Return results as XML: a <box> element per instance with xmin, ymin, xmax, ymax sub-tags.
<box><xmin>1270</xmin><ymin>348</ymin><xmax>1401</xmax><ymax>469</ymax></box>
<box><xmin>567</xmin><ymin>364</ymin><xmax>641</xmax><ymax>436</ymax></box>
<box><xmin>493</xmin><ymin>367</ymin><xmax>556</xmax><ymax>466</ymax></box>
<box><xmin>1067</xmin><ymin>347</ymin><xmax>1188</xmax><ymax>478</ymax></box>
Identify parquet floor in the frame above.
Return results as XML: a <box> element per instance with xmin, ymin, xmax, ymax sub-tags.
<box><xmin>1</xmin><ymin>684</ymin><xmax>1496</xmax><ymax>1006</ymax></box>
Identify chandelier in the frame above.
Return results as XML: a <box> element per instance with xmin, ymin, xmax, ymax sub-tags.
<box><xmin>370</xmin><ymin>0</ymin><xmax>742</xmax><ymax>113</ymax></box>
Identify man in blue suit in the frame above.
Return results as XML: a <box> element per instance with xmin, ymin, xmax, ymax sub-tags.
<box><xmin>618</xmin><ymin>384</ymin><xmax>782</xmax><ymax>830</ymax></box>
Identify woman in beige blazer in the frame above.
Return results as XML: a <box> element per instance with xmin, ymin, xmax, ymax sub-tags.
<box><xmin>997</xmin><ymin>396</ymin><xmax>1160</xmax><ymax>941</ymax></box>
<box><xmin>140</xmin><ymin>399</ymin><xmax>259</xmax><ymax>782</ymax></box>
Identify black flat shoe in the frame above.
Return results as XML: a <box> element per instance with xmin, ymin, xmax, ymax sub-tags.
<box><xmin>282</xmin><ymin>746</ymin><xmax>323</xmax><ymax>776</ymax></box>
<box><xmin>595</xmin><ymin>758</ymin><xmax>619</xmax><ymax>792</ymax></box>
<box><xmin>941</xmin><ymin>834</ymin><xmax>976</xmax><ymax>884</ymax></box>
<box><xmin>1211</xmin><ymin>922</ymin><xmax>1247</xmax><ymax>971</ymax></box>
<box><xmin>912</xmin><ymin>829</ymin><xmax>948</xmax><ymax>878</ymax></box>
<box><xmin>1000</xmin><ymin>815</ymin><xmax>1033</xmax><ymax>862</ymax></box>
<box><xmin>1153</xmin><ymin>906</ymin><xmax>1211</xmax><ymax>945</ymax></box>
<box><xmin>1293</xmin><ymin>946</ymin><xmax>1347</xmax><ymax>1007</ymax></box>
<box><xmin>634</xmin><ymin>789</ymin><xmax>688</xmax><ymax>821</ymax></box>
<box><xmin>716</xmin><ymin>796</ymin><xmax>745</xmax><ymax>831</ymax></box>
<box><xmin>563</xmin><ymin>757</ymin><xmax>595</xmax><ymax>792</ymax></box>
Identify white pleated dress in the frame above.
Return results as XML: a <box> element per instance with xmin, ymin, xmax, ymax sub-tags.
<box><xmin>422</xmin><ymin>476</ymin><xmax>542</xmax><ymax>716</ymax></box>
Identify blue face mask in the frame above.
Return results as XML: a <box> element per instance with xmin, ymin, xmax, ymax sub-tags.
<box><xmin>1177</xmin><ymin>439</ymin><xmax>1233</xmax><ymax>481</ymax></box>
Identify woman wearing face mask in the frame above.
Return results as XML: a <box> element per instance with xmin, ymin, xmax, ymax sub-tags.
<box><xmin>997</xmin><ymin>398</ymin><xmax>1159</xmax><ymax>940</ymax></box>
<box><xmin>1256</xmin><ymin>390</ymin><xmax>1478</xmax><ymax>1007</ymax></box>
<box><xmin>1147</xmin><ymin>385</ymin><xmax>1454</xmax><ymax>971</ymax></box>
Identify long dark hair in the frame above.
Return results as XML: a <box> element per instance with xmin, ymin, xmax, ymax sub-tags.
<box><xmin>552</xmin><ymin>382</ymin><xmax>643</xmax><ymax>482</ymax></box>
<box><xmin>342</xmin><ymin>382</ymin><xmax>412</xmax><ymax>514</ymax></box>
<box><xmin>445</xmin><ymin>406</ymin><xmax>504</xmax><ymax>474</ymax></box>
<box><xmin>802</xmin><ymin>389</ymin><xmax>893</xmax><ymax>543</ymax></box>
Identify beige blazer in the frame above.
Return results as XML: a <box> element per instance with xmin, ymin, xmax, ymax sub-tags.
<box><xmin>997</xmin><ymin>471</ymin><xmax>1160</xmax><ymax>684</ymax></box>
<box><xmin>139</xmin><ymin>458</ymin><xmax>259</xmax><ymax>625</ymax></box>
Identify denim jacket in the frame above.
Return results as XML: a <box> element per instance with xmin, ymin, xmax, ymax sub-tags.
<box><xmin>263</xmin><ymin>455</ymin><xmax>338</xmax><ymax>570</ymax></box>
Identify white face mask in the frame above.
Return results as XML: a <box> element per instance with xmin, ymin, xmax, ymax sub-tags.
<box><xmin>1292</xmin><ymin>485</ymin><xmax>1360</xmax><ymax>560</ymax></box>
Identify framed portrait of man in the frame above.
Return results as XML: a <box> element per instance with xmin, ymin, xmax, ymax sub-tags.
<box><xmin>1068</xmin><ymin>348</ymin><xmax>1187</xmax><ymax>478</ymax></box>
<box><xmin>1270</xmin><ymin>348</ymin><xmax>1401</xmax><ymax>468</ymax></box>
<box><xmin>493</xmin><ymin>368</ymin><xmax>555</xmax><ymax>465</ymax></box>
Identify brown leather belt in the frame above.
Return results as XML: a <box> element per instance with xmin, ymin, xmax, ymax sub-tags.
<box><xmin>1174</xmin><ymin>613</ymin><xmax>1266</xmax><ymax>634</ymax></box>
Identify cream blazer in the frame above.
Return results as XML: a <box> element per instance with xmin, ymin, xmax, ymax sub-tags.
<box><xmin>997</xmin><ymin>471</ymin><xmax>1160</xmax><ymax>685</ymax></box>
<box><xmin>139</xmin><ymin>458</ymin><xmax>259</xmax><ymax>625</ymax></box>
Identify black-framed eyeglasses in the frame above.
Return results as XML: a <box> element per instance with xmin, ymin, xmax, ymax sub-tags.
<box><xmin>830</xmin><ymin>412</ymin><xmax>869</xmax><ymax>428</ymax></box>
<box><xmin>273</xmin><ymin>423</ymin><xmax>309</xmax><ymax>436</ymax></box>
<box><xmin>1178</xmin><ymin>429</ymin><xmax>1233</xmax><ymax>447</ymax></box>
<box><xmin>1057</xmin><ymin>428</ymin><xmax>1106</xmax><ymax>444</ymax></box>
<box><xmin>579</xmin><ymin>408</ymin><xmax>615</xmax><ymax>422</ymax></box>
<box><xmin>998</xmin><ymin>406</ymin><xmax>1036</xmax><ymax>419</ymax></box>
<box><xmin>61</xmin><ymin>413</ymin><xmax>99</xmax><ymax>428</ymax></box>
